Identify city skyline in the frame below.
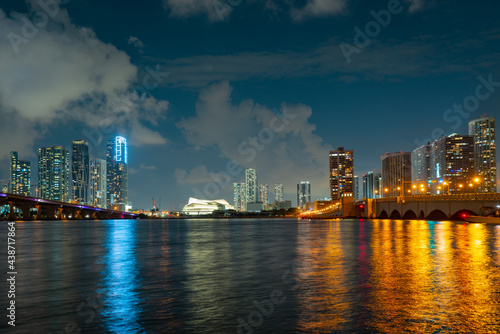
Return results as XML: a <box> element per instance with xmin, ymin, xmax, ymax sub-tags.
<box><xmin>0</xmin><ymin>1</ymin><xmax>499</xmax><ymax>209</ymax></box>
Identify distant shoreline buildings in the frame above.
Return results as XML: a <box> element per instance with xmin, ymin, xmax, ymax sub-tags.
<box><xmin>5</xmin><ymin>136</ymin><xmax>129</xmax><ymax>211</ymax></box>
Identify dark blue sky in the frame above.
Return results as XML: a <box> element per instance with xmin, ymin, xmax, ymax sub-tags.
<box><xmin>0</xmin><ymin>0</ymin><xmax>499</xmax><ymax>209</ymax></box>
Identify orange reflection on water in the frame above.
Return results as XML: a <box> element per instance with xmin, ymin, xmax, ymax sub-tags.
<box><xmin>295</xmin><ymin>221</ymin><xmax>350</xmax><ymax>332</ymax></box>
<box><xmin>367</xmin><ymin>220</ymin><xmax>500</xmax><ymax>333</ymax></box>
<box><xmin>368</xmin><ymin>220</ymin><xmax>436</xmax><ymax>333</ymax></box>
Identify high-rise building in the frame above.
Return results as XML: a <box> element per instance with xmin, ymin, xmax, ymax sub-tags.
<box><xmin>106</xmin><ymin>136</ymin><xmax>128</xmax><ymax>210</ymax></box>
<box><xmin>274</xmin><ymin>184</ymin><xmax>284</xmax><ymax>202</ymax></box>
<box><xmin>329</xmin><ymin>147</ymin><xmax>354</xmax><ymax>199</ymax></box>
<box><xmin>353</xmin><ymin>175</ymin><xmax>359</xmax><ymax>200</ymax></box>
<box><xmin>412</xmin><ymin>143</ymin><xmax>431</xmax><ymax>183</ymax></box>
<box><xmin>233</xmin><ymin>182</ymin><xmax>246</xmax><ymax>212</ymax></box>
<box><xmin>259</xmin><ymin>184</ymin><xmax>269</xmax><ymax>206</ymax></box>
<box><xmin>71</xmin><ymin>140</ymin><xmax>90</xmax><ymax>204</ymax></box>
<box><xmin>297</xmin><ymin>181</ymin><xmax>311</xmax><ymax>208</ymax></box>
<box><xmin>430</xmin><ymin>134</ymin><xmax>474</xmax><ymax>194</ymax></box>
<box><xmin>245</xmin><ymin>168</ymin><xmax>258</xmax><ymax>204</ymax></box>
<box><xmin>37</xmin><ymin>146</ymin><xmax>70</xmax><ymax>202</ymax></box>
<box><xmin>469</xmin><ymin>116</ymin><xmax>496</xmax><ymax>193</ymax></box>
<box><xmin>362</xmin><ymin>172</ymin><xmax>374</xmax><ymax>199</ymax></box>
<box><xmin>362</xmin><ymin>170</ymin><xmax>382</xmax><ymax>199</ymax></box>
<box><xmin>90</xmin><ymin>158</ymin><xmax>107</xmax><ymax>208</ymax></box>
<box><xmin>381</xmin><ymin>152</ymin><xmax>411</xmax><ymax>197</ymax></box>
<box><xmin>10</xmin><ymin>151</ymin><xmax>31</xmax><ymax>196</ymax></box>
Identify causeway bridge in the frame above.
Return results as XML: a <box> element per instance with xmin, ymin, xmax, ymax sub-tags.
<box><xmin>0</xmin><ymin>193</ymin><xmax>139</xmax><ymax>220</ymax></box>
<box><xmin>302</xmin><ymin>193</ymin><xmax>500</xmax><ymax>220</ymax></box>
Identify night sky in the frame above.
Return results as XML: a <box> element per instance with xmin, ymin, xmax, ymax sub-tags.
<box><xmin>0</xmin><ymin>0</ymin><xmax>499</xmax><ymax>209</ymax></box>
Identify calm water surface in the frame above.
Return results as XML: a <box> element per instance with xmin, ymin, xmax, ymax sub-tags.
<box><xmin>1</xmin><ymin>219</ymin><xmax>500</xmax><ymax>333</ymax></box>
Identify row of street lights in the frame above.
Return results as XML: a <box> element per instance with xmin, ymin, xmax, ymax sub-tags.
<box><xmin>378</xmin><ymin>177</ymin><xmax>483</xmax><ymax>196</ymax></box>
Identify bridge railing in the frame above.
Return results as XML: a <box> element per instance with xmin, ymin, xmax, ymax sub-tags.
<box><xmin>395</xmin><ymin>193</ymin><xmax>500</xmax><ymax>202</ymax></box>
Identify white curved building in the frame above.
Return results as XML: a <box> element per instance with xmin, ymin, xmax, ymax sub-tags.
<box><xmin>182</xmin><ymin>197</ymin><xmax>234</xmax><ymax>215</ymax></box>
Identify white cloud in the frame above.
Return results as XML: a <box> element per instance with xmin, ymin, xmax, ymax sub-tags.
<box><xmin>128</xmin><ymin>36</ymin><xmax>144</xmax><ymax>49</ymax></box>
<box><xmin>406</xmin><ymin>0</ymin><xmax>425</xmax><ymax>13</ymax></box>
<box><xmin>175</xmin><ymin>165</ymin><xmax>214</xmax><ymax>184</ymax></box>
<box><xmin>0</xmin><ymin>4</ymin><xmax>169</xmax><ymax>160</ymax></box>
<box><xmin>177</xmin><ymin>81</ymin><xmax>332</xmax><ymax>198</ymax></box>
<box><xmin>291</xmin><ymin>0</ymin><xmax>347</xmax><ymax>21</ymax></box>
<box><xmin>163</xmin><ymin>0</ymin><xmax>222</xmax><ymax>21</ymax></box>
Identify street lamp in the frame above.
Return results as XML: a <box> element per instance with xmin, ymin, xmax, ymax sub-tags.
<box><xmin>474</xmin><ymin>178</ymin><xmax>480</xmax><ymax>194</ymax></box>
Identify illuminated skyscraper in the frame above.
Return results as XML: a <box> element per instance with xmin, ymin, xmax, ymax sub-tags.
<box><xmin>90</xmin><ymin>158</ymin><xmax>107</xmax><ymax>208</ymax></box>
<box><xmin>297</xmin><ymin>181</ymin><xmax>311</xmax><ymax>208</ymax></box>
<box><xmin>259</xmin><ymin>184</ymin><xmax>269</xmax><ymax>206</ymax></box>
<box><xmin>245</xmin><ymin>168</ymin><xmax>258</xmax><ymax>204</ymax></box>
<box><xmin>329</xmin><ymin>147</ymin><xmax>354</xmax><ymax>200</ymax></box>
<box><xmin>412</xmin><ymin>143</ymin><xmax>431</xmax><ymax>183</ymax></box>
<box><xmin>233</xmin><ymin>182</ymin><xmax>246</xmax><ymax>212</ymax></box>
<box><xmin>10</xmin><ymin>151</ymin><xmax>31</xmax><ymax>196</ymax></box>
<box><xmin>430</xmin><ymin>134</ymin><xmax>474</xmax><ymax>194</ymax></box>
<box><xmin>353</xmin><ymin>175</ymin><xmax>359</xmax><ymax>200</ymax></box>
<box><xmin>274</xmin><ymin>184</ymin><xmax>284</xmax><ymax>202</ymax></box>
<box><xmin>71</xmin><ymin>140</ymin><xmax>90</xmax><ymax>204</ymax></box>
<box><xmin>381</xmin><ymin>152</ymin><xmax>411</xmax><ymax>197</ymax></box>
<box><xmin>469</xmin><ymin>116</ymin><xmax>496</xmax><ymax>192</ymax></box>
<box><xmin>106</xmin><ymin>136</ymin><xmax>128</xmax><ymax>210</ymax></box>
<box><xmin>37</xmin><ymin>146</ymin><xmax>70</xmax><ymax>202</ymax></box>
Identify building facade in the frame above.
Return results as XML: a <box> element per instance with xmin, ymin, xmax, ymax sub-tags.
<box><xmin>430</xmin><ymin>134</ymin><xmax>475</xmax><ymax>194</ymax></box>
<box><xmin>381</xmin><ymin>152</ymin><xmax>411</xmax><ymax>197</ymax></box>
<box><xmin>90</xmin><ymin>158</ymin><xmax>107</xmax><ymax>208</ymax></box>
<box><xmin>274</xmin><ymin>184</ymin><xmax>284</xmax><ymax>202</ymax></box>
<box><xmin>10</xmin><ymin>151</ymin><xmax>31</xmax><ymax>196</ymax></box>
<box><xmin>233</xmin><ymin>182</ymin><xmax>246</xmax><ymax>212</ymax></box>
<box><xmin>37</xmin><ymin>146</ymin><xmax>70</xmax><ymax>202</ymax></box>
<box><xmin>329</xmin><ymin>147</ymin><xmax>354</xmax><ymax>199</ymax></box>
<box><xmin>259</xmin><ymin>184</ymin><xmax>269</xmax><ymax>207</ymax></box>
<box><xmin>71</xmin><ymin>140</ymin><xmax>90</xmax><ymax>204</ymax></box>
<box><xmin>245</xmin><ymin>168</ymin><xmax>258</xmax><ymax>204</ymax></box>
<box><xmin>353</xmin><ymin>175</ymin><xmax>359</xmax><ymax>200</ymax></box>
<box><xmin>469</xmin><ymin>116</ymin><xmax>496</xmax><ymax>193</ymax></box>
<box><xmin>106</xmin><ymin>136</ymin><xmax>128</xmax><ymax>210</ymax></box>
<box><xmin>297</xmin><ymin>181</ymin><xmax>311</xmax><ymax>209</ymax></box>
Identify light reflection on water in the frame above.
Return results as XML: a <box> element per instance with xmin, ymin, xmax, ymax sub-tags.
<box><xmin>4</xmin><ymin>219</ymin><xmax>500</xmax><ymax>333</ymax></box>
<box><xmin>101</xmin><ymin>220</ymin><xmax>144</xmax><ymax>333</ymax></box>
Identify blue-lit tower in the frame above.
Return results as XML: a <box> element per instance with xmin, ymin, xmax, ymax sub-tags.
<box><xmin>106</xmin><ymin>136</ymin><xmax>128</xmax><ymax>210</ymax></box>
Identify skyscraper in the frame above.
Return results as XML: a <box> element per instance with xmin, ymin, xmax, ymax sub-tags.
<box><xmin>362</xmin><ymin>170</ymin><xmax>381</xmax><ymax>199</ymax></box>
<box><xmin>329</xmin><ymin>147</ymin><xmax>354</xmax><ymax>199</ymax></box>
<box><xmin>90</xmin><ymin>158</ymin><xmax>107</xmax><ymax>208</ymax></box>
<box><xmin>259</xmin><ymin>184</ymin><xmax>269</xmax><ymax>206</ymax></box>
<box><xmin>233</xmin><ymin>182</ymin><xmax>246</xmax><ymax>212</ymax></box>
<box><xmin>71</xmin><ymin>140</ymin><xmax>90</xmax><ymax>204</ymax></box>
<box><xmin>245</xmin><ymin>168</ymin><xmax>258</xmax><ymax>204</ymax></box>
<box><xmin>381</xmin><ymin>152</ymin><xmax>411</xmax><ymax>197</ymax></box>
<box><xmin>106</xmin><ymin>136</ymin><xmax>128</xmax><ymax>210</ymax></box>
<box><xmin>274</xmin><ymin>184</ymin><xmax>284</xmax><ymax>202</ymax></box>
<box><xmin>430</xmin><ymin>134</ymin><xmax>474</xmax><ymax>194</ymax></box>
<box><xmin>353</xmin><ymin>175</ymin><xmax>359</xmax><ymax>200</ymax></box>
<box><xmin>37</xmin><ymin>146</ymin><xmax>70</xmax><ymax>202</ymax></box>
<box><xmin>10</xmin><ymin>151</ymin><xmax>31</xmax><ymax>196</ymax></box>
<box><xmin>469</xmin><ymin>116</ymin><xmax>496</xmax><ymax>193</ymax></box>
<box><xmin>297</xmin><ymin>181</ymin><xmax>311</xmax><ymax>208</ymax></box>
<box><xmin>412</xmin><ymin>143</ymin><xmax>431</xmax><ymax>183</ymax></box>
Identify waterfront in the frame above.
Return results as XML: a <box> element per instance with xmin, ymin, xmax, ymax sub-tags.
<box><xmin>1</xmin><ymin>219</ymin><xmax>500</xmax><ymax>333</ymax></box>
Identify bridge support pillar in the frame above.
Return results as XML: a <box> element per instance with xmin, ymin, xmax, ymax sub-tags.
<box><xmin>8</xmin><ymin>202</ymin><xmax>16</xmax><ymax>221</ymax></box>
<box><xmin>58</xmin><ymin>208</ymin><xmax>64</xmax><ymax>220</ymax></box>
<box><xmin>34</xmin><ymin>205</ymin><xmax>41</xmax><ymax>220</ymax></box>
